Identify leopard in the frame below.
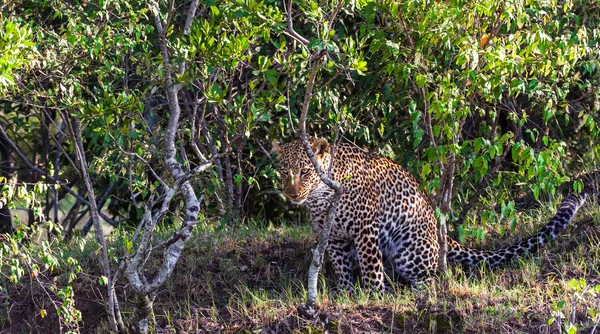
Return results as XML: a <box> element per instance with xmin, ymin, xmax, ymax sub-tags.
<box><xmin>272</xmin><ymin>137</ymin><xmax>588</xmax><ymax>292</ymax></box>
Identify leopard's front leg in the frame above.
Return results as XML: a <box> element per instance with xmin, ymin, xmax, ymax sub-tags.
<box><xmin>327</xmin><ymin>237</ymin><xmax>357</xmax><ymax>291</ymax></box>
<box><xmin>355</xmin><ymin>224</ymin><xmax>385</xmax><ymax>292</ymax></box>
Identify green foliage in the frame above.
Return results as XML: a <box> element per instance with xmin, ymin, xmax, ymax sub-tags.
<box><xmin>0</xmin><ymin>184</ymin><xmax>83</xmax><ymax>331</ymax></box>
<box><xmin>548</xmin><ymin>278</ymin><xmax>600</xmax><ymax>333</ymax></box>
<box><xmin>5</xmin><ymin>0</ymin><xmax>598</xmax><ymax>225</ymax></box>
<box><xmin>0</xmin><ymin>18</ymin><xmax>34</xmax><ymax>95</ymax></box>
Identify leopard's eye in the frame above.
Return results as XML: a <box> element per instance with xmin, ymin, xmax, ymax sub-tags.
<box><xmin>300</xmin><ymin>168</ymin><xmax>310</xmax><ymax>176</ymax></box>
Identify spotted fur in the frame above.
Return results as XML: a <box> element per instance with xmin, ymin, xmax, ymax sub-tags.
<box><xmin>273</xmin><ymin>137</ymin><xmax>587</xmax><ymax>291</ymax></box>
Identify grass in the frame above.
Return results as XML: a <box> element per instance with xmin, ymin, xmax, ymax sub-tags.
<box><xmin>3</xmin><ymin>198</ymin><xmax>600</xmax><ymax>333</ymax></box>
<box><xmin>145</xmin><ymin>198</ymin><xmax>600</xmax><ymax>333</ymax></box>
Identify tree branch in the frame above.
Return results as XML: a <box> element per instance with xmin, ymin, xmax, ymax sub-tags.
<box><xmin>0</xmin><ymin>124</ymin><xmax>118</xmax><ymax>227</ymax></box>
<box><xmin>124</xmin><ymin>5</ymin><xmax>219</xmax><ymax>332</ymax></box>
<box><xmin>284</xmin><ymin>0</ymin><xmax>309</xmax><ymax>45</ymax></box>
<box><xmin>296</xmin><ymin>53</ymin><xmax>343</xmax><ymax>308</ymax></box>
<box><xmin>107</xmin><ymin>131</ymin><xmax>168</xmax><ymax>191</ymax></box>
<box><xmin>178</xmin><ymin>0</ymin><xmax>200</xmax><ymax>76</ymax></box>
<box><xmin>65</xmin><ymin>114</ymin><xmax>124</xmax><ymax>332</ymax></box>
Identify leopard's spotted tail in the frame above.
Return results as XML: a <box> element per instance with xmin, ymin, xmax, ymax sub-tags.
<box><xmin>447</xmin><ymin>193</ymin><xmax>588</xmax><ymax>267</ymax></box>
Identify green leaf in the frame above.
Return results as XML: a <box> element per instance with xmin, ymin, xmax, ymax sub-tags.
<box><xmin>416</xmin><ymin>74</ymin><xmax>427</xmax><ymax>88</ymax></box>
<box><xmin>421</xmin><ymin>163</ymin><xmax>431</xmax><ymax>179</ymax></box>
<box><xmin>573</xmin><ymin>180</ymin><xmax>583</xmax><ymax>193</ymax></box>
<box><xmin>257</xmin><ymin>113</ymin><xmax>271</xmax><ymax>122</ymax></box>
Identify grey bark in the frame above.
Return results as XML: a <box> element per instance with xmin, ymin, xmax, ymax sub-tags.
<box><xmin>124</xmin><ymin>1</ymin><xmax>209</xmax><ymax>332</ymax></box>
<box><xmin>283</xmin><ymin>0</ymin><xmax>345</xmax><ymax>309</ymax></box>
<box><xmin>80</xmin><ymin>181</ymin><xmax>117</xmax><ymax>236</ymax></box>
<box><xmin>436</xmin><ymin>154</ymin><xmax>455</xmax><ymax>273</ymax></box>
<box><xmin>297</xmin><ymin>54</ymin><xmax>343</xmax><ymax>307</ymax></box>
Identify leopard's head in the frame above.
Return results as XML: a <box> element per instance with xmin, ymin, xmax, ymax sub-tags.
<box><xmin>272</xmin><ymin>137</ymin><xmax>331</xmax><ymax>205</ymax></box>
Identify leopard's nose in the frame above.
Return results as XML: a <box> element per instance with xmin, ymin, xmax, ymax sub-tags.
<box><xmin>289</xmin><ymin>194</ymin><xmax>300</xmax><ymax>199</ymax></box>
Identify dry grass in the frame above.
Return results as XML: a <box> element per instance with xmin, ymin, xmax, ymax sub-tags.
<box><xmin>139</xmin><ymin>200</ymin><xmax>600</xmax><ymax>333</ymax></box>
<box><xmin>4</xmin><ymin>200</ymin><xmax>600</xmax><ymax>333</ymax></box>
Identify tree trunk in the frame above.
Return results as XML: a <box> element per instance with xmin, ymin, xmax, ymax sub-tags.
<box><xmin>295</xmin><ymin>52</ymin><xmax>344</xmax><ymax>308</ymax></box>
<box><xmin>134</xmin><ymin>293</ymin><xmax>155</xmax><ymax>334</ymax></box>
<box><xmin>436</xmin><ymin>154</ymin><xmax>455</xmax><ymax>274</ymax></box>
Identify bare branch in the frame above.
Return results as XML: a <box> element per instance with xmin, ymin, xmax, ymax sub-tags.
<box><xmin>189</xmin><ymin>94</ymin><xmax>207</xmax><ymax>162</ymax></box>
<box><xmin>186</xmin><ymin>151</ymin><xmax>229</xmax><ymax>180</ymax></box>
<box><xmin>80</xmin><ymin>180</ymin><xmax>118</xmax><ymax>237</ymax></box>
<box><xmin>150</xmin><ymin>208</ymin><xmax>210</xmax><ymax>253</ymax></box>
<box><xmin>53</xmin><ymin>121</ymin><xmax>65</xmax><ymax>225</ymax></box>
<box><xmin>0</xmin><ymin>0</ymin><xmax>14</xmax><ymax>11</ymax></box>
<box><xmin>284</xmin><ymin>0</ymin><xmax>309</xmax><ymax>45</ymax></box>
<box><xmin>153</xmin><ymin>186</ymin><xmax>179</xmax><ymax>226</ymax></box>
<box><xmin>179</xmin><ymin>0</ymin><xmax>200</xmax><ymax>76</ymax></box>
<box><xmin>152</xmin><ymin>4</ymin><xmax>182</xmax><ymax>166</ymax></box>
<box><xmin>126</xmin><ymin>204</ymin><xmax>155</xmax><ymax>287</ymax></box>
<box><xmin>38</xmin><ymin>109</ymin><xmax>78</xmax><ymax>171</ymax></box>
<box><xmin>165</xmin><ymin>0</ymin><xmax>175</xmax><ymax>33</ymax></box>
<box><xmin>183</xmin><ymin>0</ymin><xmax>200</xmax><ymax>33</ymax></box>
<box><xmin>286</xmin><ymin>69</ymin><xmax>296</xmax><ymax>135</ymax></box>
<box><xmin>65</xmin><ymin>114</ymin><xmax>124</xmax><ymax>332</ymax></box>
<box><xmin>0</xmin><ymin>124</ymin><xmax>118</xmax><ymax>227</ymax></box>
<box><xmin>325</xmin><ymin>0</ymin><xmax>344</xmax><ymax>25</ymax></box>
<box><xmin>107</xmin><ymin>131</ymin><xmax>169</xmax><ymax>191</ymax></box>
<box><xmin>298</xmin><ymin>53</ymin><xmax>339</xmax><ymax>189</ymax></box>
<box><xmin>296</xmin><ymin>51</ymin><xmax>343</xmax><ymax>307</ymax></box>
<box><xmin>179</xmin><ymin>137</ymin><xmax>191</xmax><ymax>173</ymax></box>
<box><xmin>138</xmin><ymin>186</ymin><xmax>178</xmax><ymax>272</ymax></box>
<box><xmin>125</xmin><ymin>5</ymin><xmax>221</xmax><ymax>332</ymax></box>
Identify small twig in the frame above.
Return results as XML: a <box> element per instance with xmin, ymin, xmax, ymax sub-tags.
<box><xmin>189</xmin><ymin>95</ymin><xmax>207</xmax><ymax>162</ymax></box>
<box><xmin>319</xmin><ymin>72</ymin><xmax>341</xmax><ymax>90</ymax></box>
<box><xmin>107</xmin><ymin>131</ymin><xmax>168</xmax><ymax>191</ymax></box>
<box><xmin>150</xmin><ymin>214</ymin><xmax>210</xmax><ymax>253</ymax></box>
<box><xmin>591</xmin><ymin>315</ymin><xmax>600</xmax><ymax>334</ymax></box>
<box><xmin>129</xmin><ymin>193</ymin><xmax>157</xmax><ymax>246</ymax></box>
<box><xmin>286</xmin><ymin>70</ymin><xmax>296</xmax><ymax>135</ymax></box>
<box><xmin>165</xmin><ymin>0</ymin><xmax>175</xmax><ymax>33</ymax></box>
<box><xmin>152</xmin><ymin>185</ymin><xmax>179</xmax><ymax>225</ymax></box>
<box><xmin>0</xmin><ymin>0</ymin><xmax>14</xmax><ymax>11</ymax></box>
<box><xmin>570</xmin><ymin>294</ymin><xmax>577</xmax><ymax>326</ymax></box>
<box><xmin>325</xmin><ymin>1</ymin><xmax>344</xmax><ymax>26</ymax></box>
<box><xmin>128</xmin><ymin>164</ymin><xmax>142</xmax><ymax>208</ymax></box>
<box><xmin>180</xmin><ymin>151</ymin><xmax>229</xmax><ymax>183</ymax></box>
<box><xmin>39</xmin><ymin>108</ymin><xmax>78</xmax><ymax>170</ymax></box>
<box><xmin>53</xmin><ymin>121</ymin><xmax>65</xmax><ymax>224</ymax></box>
<box><xmin>178</xmin><ymin>0</ymin><xmax>200</xmax><ymax>76</ymax></box>
<box><xmin>328</xmin><ymin>117</ymin><xmax>343</xmax><ymax>177</ymax></box>
<box><xmin>397</xmin><ymin>10</ymin><xmax>415</xmax><ymax>50</ymax></box>
<box><xmin>0</xmin><ymin>124</ymin><xmax>118</xmax><ymax>227</ymax></box>
<box><xmin>179</xmin><ymin>136</ymin><xmax>191</xmax><ymax>173</ymax></box>
<box><xmin>284</xmin><ymin>0</ymin><xmax>309</xmax><ymax>45</ymax></box>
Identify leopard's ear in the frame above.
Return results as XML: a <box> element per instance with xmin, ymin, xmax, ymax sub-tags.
<box><xmin>311</xmin><ymin>139</ymin><xmax>330</xmax><ymax>158</ymax></box>
<box><xmin>270</xmin><ymin>140</ymin><xmax>281</xmax><ymax>156</ymax></box>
